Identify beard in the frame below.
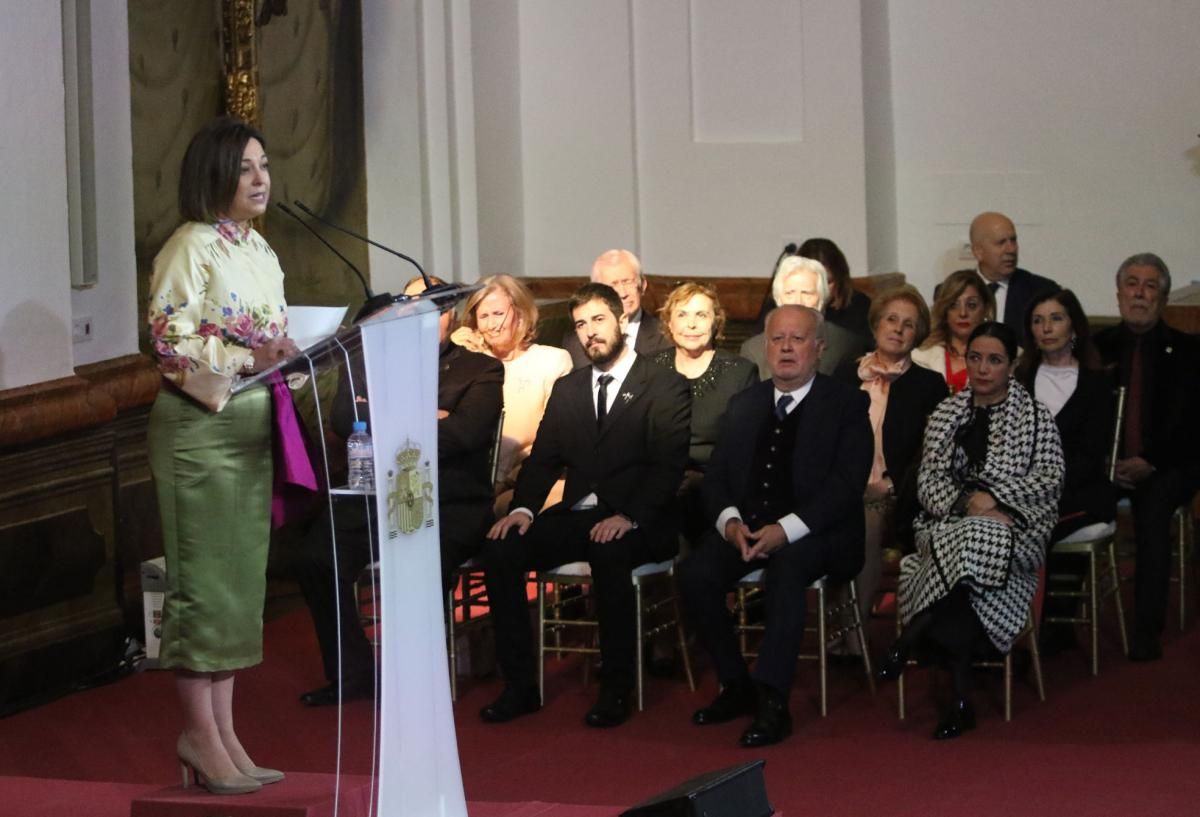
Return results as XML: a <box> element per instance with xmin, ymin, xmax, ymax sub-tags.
<box><xmin>586</xmin><ymin>329</ymin><xmax>627</xmax><ymax>368</ymax></box>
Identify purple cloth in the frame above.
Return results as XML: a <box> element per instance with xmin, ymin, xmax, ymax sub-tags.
<box><xmin>269</xmin><ymin>372</ymin><xmax>319</xmax><ymax>528</ymax></box>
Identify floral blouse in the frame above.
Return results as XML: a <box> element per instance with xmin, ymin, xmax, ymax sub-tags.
<box><xmin>147</xmin><ymin>221</ymin><xmax>288</xmax><ymax>412</ymax></box>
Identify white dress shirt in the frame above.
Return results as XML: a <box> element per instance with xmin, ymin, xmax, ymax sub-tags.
<box><xmin>715</xmin><ymin>377</ymin><xmax>815</xmax><ymax>544</ymax></box>
<box><xmin>624</xmin><ymin>308</ymin><xmax>643</xmax><ymax>349</ymax></box>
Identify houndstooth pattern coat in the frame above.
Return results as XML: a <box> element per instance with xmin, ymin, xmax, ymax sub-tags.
<box><xmin>899</xmin><ymin>382</ymin><xmax>1064</xmax><ymax>652</ymax></box>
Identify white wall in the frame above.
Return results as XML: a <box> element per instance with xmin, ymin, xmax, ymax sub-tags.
<box><xmin>474</xmin><ymin>0</ymin><xmax>870</xmax><ymax>281</ymax></box>
<box><xmin>0</xmin><ymin>4</ymin><xmax>75</xmax><ymax>389</ymax></box>
<box><xmin>0</xmin><ymin>0</ymin><xmax>136</xmax><ymax>391</ymax></box>
<box><xmin>69</xmin><ymin>0</ymin><xmax>138</xmax><ymax>368</ymax></box>
<box><xmin>889</xmin><ymin>0</ymin><xmax>1200</xmax><ymax>315</ymax></box>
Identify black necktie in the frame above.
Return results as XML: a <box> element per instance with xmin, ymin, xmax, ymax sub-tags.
<box><xmin>987</xmin><ymin>281</ymin><xmax>1000</xmax><ymax>294</ymax></box>
<box><xmin>775</xmin><ymin>394</ymin><xmax>794</xmax><ymax>421</ymax></box>
<box><xmin>596</xmin><ymin>374</ymin><xmax>614</xmax><ymax>428</ymax></box>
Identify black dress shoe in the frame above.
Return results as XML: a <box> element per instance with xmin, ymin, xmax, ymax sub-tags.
<box><xmin>480</xmin><ymin>685</ymin><xmax>542</xmax><ymax>723</ymax></box>
<box><xmin>876</xmin><ymin>645</ymin><xmax>910</xmax><ymax>682</ymax></box>
<box><xmin>692</xmin><ymin>680</ymin><xmax>757</xmax><ymax>725</ymax></box>
<box><xmin>932</xmin><ymin>697</ymin><xmax>976</xmax><ymax>740</ymax></box>
<box><xmin>738</xmin><ymin>684</ymin><xmax>792</xmax><ymax>747</ymax></box>
<box><xmin>300</xmin><ymin>681</ymin><xmax>372</xmax><ymax>707</ymax></box>
<box><xmin>585</xmin><ymin>687</ymin><xmax>632</xmax><ymax>728</ymax></box>
<box><xmin>1129</xmin><ymin>636</ymin><xmax>1162</xmax><ymax>663</ymax></box>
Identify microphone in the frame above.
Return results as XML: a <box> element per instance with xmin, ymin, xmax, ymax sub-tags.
<box><xmin>293</xmin><ymin>200</ymin><xmax>439</xmax><ymax>293</ymax></box>
<box><xmin>276</xmin><ymin>203</ymin><xmax>398</xmax><ymax>322</ymax></box>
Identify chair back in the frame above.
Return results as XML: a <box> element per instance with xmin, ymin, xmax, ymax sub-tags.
<box><xmin>1107</xmin><ymin>385</ymin><xmax>1127</xmax><ymax>482</ymax></box>
<box><xmin>488</xmin><ymin>408</ymin><xmax>506</xmax><ymax>485</ymax></box>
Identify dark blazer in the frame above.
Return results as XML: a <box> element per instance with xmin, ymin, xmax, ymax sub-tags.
<box><xmin>834</xmin><ymin>359</ymin><xmax>947</xmax><ymax>506</ymax></box>
<box><xmin>333</xmin><ymin>342</ymin><xmax>504</xmax><ymax>505</ymax></box>
<box><xmin>702</xmin><ymin>374</ymin><xmax>873</xmax><ymax>581</ymax></box>
<box><xmin>513</xmin><ymin>353</ymin><xmax>691</xmax><ymax>554</ymax></box>
<box><xmin>563</xmin><ymin>311</ymin><xmax>673</xmax><ymax>370</ymax></box>
<box><xmin>1026</xmin><ymin>365</ymin><xmax>1117</xmax><ymax>531</ymax></box>
<box><xmin>1095</xmin><ymin>320</ymin><xmax>1200</xmax><ymax>483</ymax></box>
<box><xmin>1003</xmin><ymin>267</ymin><xmax>1059</xmax><ymax>339</ymax></box>
<box><xmin>436</xmin><ymin>343</ymin><xmax>506</xmax><ymax>504</ymax></box>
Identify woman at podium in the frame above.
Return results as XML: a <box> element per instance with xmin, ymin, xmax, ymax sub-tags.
<box><xmin>145</xmin><ymin>117</ymin><xmax>298</xmax><ymax>795</ymax></box>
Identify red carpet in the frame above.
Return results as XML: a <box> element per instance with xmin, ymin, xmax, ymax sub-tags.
<box><xmin>3</xmin><ymin>597</ymin><xmax>1200</xmax><ymax>816</ymax></box>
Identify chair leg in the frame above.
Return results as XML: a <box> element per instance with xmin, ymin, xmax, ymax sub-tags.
<box><xmin>1003</xmin><ymin>652</ymin><xmax>1013</xmax><ymax>722</ymax></box>
<box><xmin>1107</xmin><ymin>538</ymin><xmax>1129</xmax><ymax>656</ymax></box>
<box><xmin>737</xmin><ymin>587</ymin><xmax>749</xmax><ymax>656</ymax></box>
<box><xmin>848</xmin><ymin>580</ymin><xmax>875</xmax><ymax>695</ymax></box>
<box><xmin>895</xmin><ymin>612</ymin><xmax>906</xmax><ymax>720</ymax></box>
<box><xmin>1177</xmin><ymin>507</ymin><xmax>1190</xmax><ymax>631</ymax></box>
<box><xmin>670</xmin><ymin>575</ymin><xmax>696</xmax><ymax>692</ymax></box>
<box><xmin>817</xmin><ymin>585</ymin><xmax>827</xmax><ymax>718</ymax></box>
<box><xmin>447</xmin><ymin>583</ymin><xmax>458</xmax><ymax>702</ymax></box>
<box><xmin>1027</xmin><ymin>613</ymin><xmax>1046</xmax><ymax>703</ymax></box>
<box><xmin>537</xmin><ymin>579</ymin><xmax>547</xmax><ymax>702</ymax></box>
<box><xmin>1088</xmin><ymin>550</ymin><xmax>1100</xmax><ymax>677</ymax></box>
<box><xmin>634</xmin><ymin>580</ymin><xmax>645</xmax><ymax>712</ymax></box>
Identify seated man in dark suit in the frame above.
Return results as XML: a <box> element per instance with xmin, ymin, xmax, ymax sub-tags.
<box><xmin>562</xmin><ymin>249</ymin><xmax>673</xmax><ymax>368</ymax></box>
<box><xmin>679</xmin><ymin>305</ymin><xmax>872</xmax><ymax>746</ymax></box>
<box><xmin>481</xmin><ymin>282</ymin><xmax>690</xmax><ymax>727</ymax></box>
<box><xmin>297</xmin><ymin>275</ymin><xmax>504</xmax><ymax>706</ymax></box>
<box><xmin>1095</xmin><ymin>253</ymin><xmax>1200</xmax><ymax>662</ymax></box>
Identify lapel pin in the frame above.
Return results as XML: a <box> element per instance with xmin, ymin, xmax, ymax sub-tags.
<box><xmin>620</xmin><ymin>391</ymin><xmax>634</xmax><ymax>403</ymax></box>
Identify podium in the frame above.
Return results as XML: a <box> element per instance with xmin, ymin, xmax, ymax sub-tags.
<box><xmin>239</xmin><ymin>287</ymin><xmax>476</xmax><ymax>817</ymax></box>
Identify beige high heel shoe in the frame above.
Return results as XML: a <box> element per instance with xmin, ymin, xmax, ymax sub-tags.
<box><xmin>236</xmin><ymin>764</ymin><xmax>285</xmax><ymax>785</ymax></box>
<box><xmin>176</xmin><ymin>734</ymin><xmax>262</xmax><ymax>795</ymax></box>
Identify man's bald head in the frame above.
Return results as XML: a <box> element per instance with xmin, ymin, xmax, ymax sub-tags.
<box><xmin>969</xmin><ymin>212</ymin><xmax>1019</xmax><ymax>283</ymax></box>
<box><xmin>591</xmin><ymin>249</ymin><xmax>645</xmax><ymax>318</ymax></box>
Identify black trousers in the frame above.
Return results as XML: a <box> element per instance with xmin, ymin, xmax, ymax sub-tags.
<box><xmin>482</xmin><ymin>507</ymin><xmax>652</xmax><ymax>693</ymax></box>
<box><xmin>678</xmin><ymin>530</ymin><xmax>829</xmax><ymax>695</ymax></box>
<box><xmin>1123</xmin><ymin>467</ymin><xmax>1195</xmax><ymax>640</ymax></box>
<box><xmin>298</xmin><ymin>495</ymin><xmax>492</xmax><ymax>687</ymax></box>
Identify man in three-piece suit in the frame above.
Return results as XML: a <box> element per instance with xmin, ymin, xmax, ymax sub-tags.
<box><xmin>563</xmin><ymin>249</ymin><xmax>673</xmax><ymax>368</ymax></box>
<box><xmin>679</xmin><ymin>305</ymin><xmax>872</xmax><ymax>746</ymax></box>
<box><xmin>481</xmin><ymin>282</ymin><xmax>690</xmax><ymax>727</ymax></box>
<box><xmin>959</xmin><ymin>211</ymin><xmax>1057</xmax><ymax>342</ymax></box>
<box><xmin>296</xmin><ymin>276</ymin><xmax>503</xmax><ymax>706</ymax></box>
<box><xmin>1095</xmin><ymin>253</ymin><xmax>1200</xmax><ymax>662</ymax></box>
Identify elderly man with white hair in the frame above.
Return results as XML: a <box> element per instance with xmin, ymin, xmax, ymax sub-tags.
<box><xmin>740</xmin><ymin>255</ymin><xmax>872</xmax><ymax>380</ymax></box>
<box><xmin>563</xmin><ymin>249</ymin><xmax>674</xmax><ymax>369</ymax></box>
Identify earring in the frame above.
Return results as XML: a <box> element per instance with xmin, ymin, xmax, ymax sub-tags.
<box><xmin>1069</xmin><ymin>334</ymin><xmax>1077</xmax><ymax>350</ymax></box>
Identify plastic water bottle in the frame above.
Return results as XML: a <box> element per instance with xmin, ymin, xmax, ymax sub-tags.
<box><xmin>346</xmin><ymin>421</ymin><xmax>374</xmax><ymax>491</ymax></box>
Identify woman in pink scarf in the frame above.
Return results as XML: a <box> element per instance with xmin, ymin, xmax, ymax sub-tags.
<box><xmin>834</xmin><ymin>285</ymin><xmax>947</xmax><ymax>652</ymax></box>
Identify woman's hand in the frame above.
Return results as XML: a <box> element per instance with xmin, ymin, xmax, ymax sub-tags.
<box><xmin>251</xmin><ymin>336</ymin><xmax>300</xmax><ymax>372</ymax></box>
<box><xmin>964</xmin><ymin>490</ymin><xmax>998</xmax><ymax>517</ymax></box>
<box><xmin>976</xmin><ymin>508</ymin><xmax>1014</xmax><ymax>527</ymax></box>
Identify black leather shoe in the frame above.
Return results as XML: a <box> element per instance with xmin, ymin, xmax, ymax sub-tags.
<box><xmin>300</xmin><ymin>681</ymin><xmax>372</xmax><ymax>707</ymax></box>
<box><xmin>480</xmin><ymin>685</ymin><xmax>542</xmax><ymax>723</ymax></box>
<box><xmin>876</xmin><ymin>644</ymin><xmax>910</xmax><ymax>682</ymax></box>
<box><xmin>738</xmin><ymin>684</ymin><xmax>792</xmax><ymax>747</ymax></box>
<box><xmin>585</xmin><ymin>687</ymin><xmax>632</xmax><ymax>728</ymax></box>
<box><xmin>1129</xmin><ymin>636</ymin><xmax>1162</xmax><ymax>663</ymax></box>
<box><xmin>692</xmin><ymin>680</ymin><xmax>757</xmax><ymax>725</ymax></box>
<box><xmin>932</xmin><ymin>698</ymin><xmax>976</xmax><ymax>740</ymax></box>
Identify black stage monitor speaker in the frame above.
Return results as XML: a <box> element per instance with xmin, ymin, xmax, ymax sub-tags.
<box><xmin>618</xmin><ymin>760</ymin><xmax>773</xmax><ymax>817</ymax></box>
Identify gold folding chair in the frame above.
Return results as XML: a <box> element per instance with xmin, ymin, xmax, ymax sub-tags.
<box><xmin>1043</xmin><ymin>521</ymin><xmax>1129</xmax><ymax>675</ymax></box>
<box><xmin>535</xmin><ymin>559</ymin><xmax>695</xmax><ymax>711</ymax></box>
<box><xmin>895</xmin><ymin>601</ymin><xmax>1045</xmax><ymax>722</ymax></box>
<box><xmin>733</xmin><ymin>571</ymin><xmax>876</xmax><ymax>717</ymax></box>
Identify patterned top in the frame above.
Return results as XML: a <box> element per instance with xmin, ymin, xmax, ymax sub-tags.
<box><xmin>651</xmin><ymin>348</ymin><xmax>758</xmax><ymax>468</ymax></box>
<box><xmin>147</xmin><ymin>221</ymin><xmax>288</xmax><ymax>412</ymax></box>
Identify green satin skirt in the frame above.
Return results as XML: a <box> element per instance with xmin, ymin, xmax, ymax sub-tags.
<box><xmin>147</xmin><ymin>385</ymin><xmax>272</xmax><ymax>672</ymax></box>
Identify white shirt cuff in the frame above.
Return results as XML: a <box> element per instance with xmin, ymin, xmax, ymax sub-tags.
<box><xmin>716</xmin><ymin>506</ymin><xmax>742</xmax><ymax>539</ymax></box>
<box><xmin>778</xmin><ymin>513</ymin><xmax>809</xmax><ymax>543</ymax></box>
<box><xmin>511</xmin><ymin>507</ymin><xmax>534</xmax><ymax>521</ymax></box>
